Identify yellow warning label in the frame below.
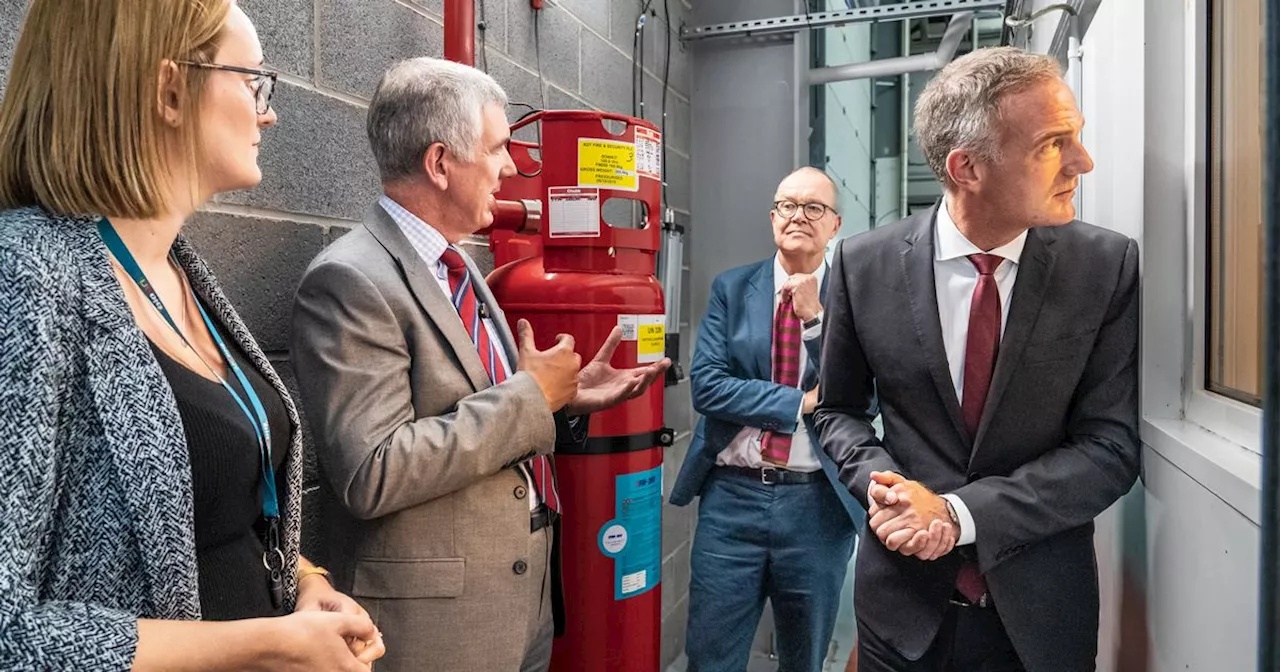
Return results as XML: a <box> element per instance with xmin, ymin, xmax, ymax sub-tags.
<box><xmin>637</xmin><ymin>317</ymin><xmax>665</xmax><ymax>364</ymax></box>
<box><xmin>578</xmin><ymin>139</ymin><xmax>638</xmax><ymax>191</ymax></box>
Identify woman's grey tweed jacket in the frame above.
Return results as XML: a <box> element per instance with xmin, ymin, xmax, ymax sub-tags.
<box><xmin>0</xmin><ymin>207</ymin><xmax>305</xmax><ymax>670</ymax></box>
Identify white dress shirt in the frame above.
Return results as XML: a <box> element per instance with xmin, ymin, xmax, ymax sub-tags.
<box><xmin>380</xmin><ymin>195</ymin><xmax>539</xmax><ymax>509</ymax></box>
<box><xmin>933</xmin><ymin>199</ymin><xmax>1027</xmax><ymax>545</ymax></box>
<box><xmin>715</xmin><ymin>256</ymin><xmax>826</xmax><ymax>473</ymax></box>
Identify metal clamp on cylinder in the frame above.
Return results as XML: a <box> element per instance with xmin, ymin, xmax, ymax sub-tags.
<box><xmin>562</xmin><ymin>428</ymin><xmax>676</xmax><ymax>455</ymax></box>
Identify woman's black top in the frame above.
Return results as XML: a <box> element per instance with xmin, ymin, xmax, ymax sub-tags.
<box><xmin>149</xmin><ymin>334</ymin><xmax>290</xmax><ymax>621</ymax></box>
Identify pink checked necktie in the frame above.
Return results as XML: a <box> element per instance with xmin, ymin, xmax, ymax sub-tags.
<box><xmin>760</xmin><ymin>293</ymin><xmax>802</xmax><ymax>466</ymax></box>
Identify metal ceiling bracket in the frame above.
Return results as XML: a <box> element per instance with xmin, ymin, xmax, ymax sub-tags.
<box><xmin>680</xmin><ymin>0</ymin><xmax>1004</xmax><ymax>43</ymax></box>
<box><xmin>807</xmin><ymin>12</ymin><xmax>975</xmax><ymax>85</ymax></box>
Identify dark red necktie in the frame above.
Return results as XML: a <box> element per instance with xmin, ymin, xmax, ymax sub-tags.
<box><xmin>440</xmin><ymin>247</ymin><xmax>560</xmax><ymax>513</ymax></box>
<box><xmin>760</xmin><ymin>294</ymin><xmax>802</xmax><ymax>466</ymax></box>
<box><xmin>956</xmin><ymin>252</ymin><xmax>1003</xmax><ymax>604</ymax></box>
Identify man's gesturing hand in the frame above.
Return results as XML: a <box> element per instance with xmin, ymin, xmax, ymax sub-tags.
<box><xmin>517</xmin><ymin>319</ymin><xmax>580</xmax><ymax>412</ymax></box>
<box><xmin>565</xmin><ymin>326</ymin><xmax>670</xmax><ymax>416</ymax></box>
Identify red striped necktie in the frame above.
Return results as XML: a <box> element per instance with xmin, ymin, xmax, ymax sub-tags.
<box><xmin>440</xmin><ymin>246</ymin><xmax>560</xmax><ymax>513</ymax></box>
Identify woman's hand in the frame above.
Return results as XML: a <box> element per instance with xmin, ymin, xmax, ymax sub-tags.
<box><xmin>262</xmin><ymin>610</ymin><xmax>383</xmax><ymax>671</ymax></box>
<box><xmin>294</xmin><ymin>574</ymin><xmax>385</xmax><ymax>665</ymax></box>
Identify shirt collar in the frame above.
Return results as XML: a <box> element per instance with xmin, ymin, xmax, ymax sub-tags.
<box><xmin>934</xmin><ymin>197</ymin><xmax>1028</xmax><ymax>265</ymax></box>
<box><xmin>772</xmin><ymin>254</ymin><xmax>827</xmax><ymax>294</ymax></box>
<box><xmin>379</xmin><ymin>194</ymin><xmax>450</xmax><ymax>269</ymax></box>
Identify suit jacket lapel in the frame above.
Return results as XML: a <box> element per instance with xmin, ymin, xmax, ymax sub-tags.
<box><xmin>972</xmin><ymin>227</ymin><xmax>1058</xmax><ymax>451</ymax></box>
<box><xmin>804</xmin><ymin>266</ymin><xmax>831</xmax><ymax>385</ymax></box>
<box><xmin>364</xmin><ymin>206</ymin><xmax>491</xmax><ymax>391</ymax></box>
<box><xmin>900</xmin><ymin>207</ymin><xmax>970</xmax><ymax>448</ymax></box>
<box><xmin>745</xmin><ymin>260</ymin><xmax>774</xmax><ymax>381</ymax></box>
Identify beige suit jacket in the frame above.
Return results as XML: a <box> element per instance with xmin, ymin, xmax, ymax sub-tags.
<box><xmin>291</xmin><ymin>204</ymin><xmax>560</xmax><ymax>671</ymax></box>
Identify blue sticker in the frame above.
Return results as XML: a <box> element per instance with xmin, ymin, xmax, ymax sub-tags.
<box><xmin>597</xmin><ymin>466</ymin><xmax>662</xmax><ymax>600</ymax></box>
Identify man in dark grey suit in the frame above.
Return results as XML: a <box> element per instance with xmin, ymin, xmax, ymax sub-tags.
<box><xmin>815</xmin><ymin>47</ymin><xmax>1140</xmax><ymax>672</ymax></box>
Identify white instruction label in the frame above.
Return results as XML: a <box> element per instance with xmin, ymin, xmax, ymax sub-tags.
<box><xmin>547</xmin><ymin>187</ymin><xmax>601</xmax><ymax>238</ymax></box>
<box><xmin>621</xmin><ymin>570</ymin><xmax>647</xmax><ymax>594</ymax></box>
<box><xmin>635</xmin><ymin>127</ymin><xmax>662</xmax><ymax>181</ymax></box>
<box><xmin>617</xmin><ymin>314</ymin><xmax>665</xmax><ymax>363</ymax></box>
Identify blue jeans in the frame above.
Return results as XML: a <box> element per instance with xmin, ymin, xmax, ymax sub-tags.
<box><xmin>686</xmin><ymin>470</ymin><xmax>856</xmax><ymax>672</ymax></box>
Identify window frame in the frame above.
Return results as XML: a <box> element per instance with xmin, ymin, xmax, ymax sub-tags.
<box><xmin>1187</xmin><ymin>0</ymin><xmax>1264</xmax><ymax>456</ymax></box>
<box><xmin>1202</xmin><ymin>0</ymin><xmax>1266</xmax><ymax>410</ymax></box>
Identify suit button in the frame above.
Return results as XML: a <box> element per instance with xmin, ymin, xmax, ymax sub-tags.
<box><xmin>513</xmin><ymin>560</ymin><xmax>528</xmax><ymax>575</ymax></box>
<box><xmin>514</xmin><ymin>485</ymin><xmax>527</xmax><ymax>499</ymax></box>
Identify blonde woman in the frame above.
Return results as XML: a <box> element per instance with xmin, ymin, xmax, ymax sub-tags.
<box><xmin>0</xmin><ymin>1</ymin><xmax>385</xmax><ymax>669</ymax></box>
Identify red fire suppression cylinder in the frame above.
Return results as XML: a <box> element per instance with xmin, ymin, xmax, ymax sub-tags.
<box><xmin>487</xmin><ymin>110</ymin><xmax>671</xmax><ymax>672</ymax></box>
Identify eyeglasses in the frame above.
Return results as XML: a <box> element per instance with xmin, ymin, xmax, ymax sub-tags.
<box><xmin>773</xmin><ymin>200</ymin><xmax>837</xmax><ymax>221</ymax></box>
<box><xmin>177</xmin><ymin>61</ymin><xmax>278</xmax><ymax>115</ymax></box>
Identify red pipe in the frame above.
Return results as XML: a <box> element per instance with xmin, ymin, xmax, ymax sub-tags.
<box><xmin>444</xmin><ymin>0</ymin><xmax>475</xmax><ymax>66</ymax></box>
<box><xmin>487</xmin><ymin>199</ymin><xmax>542</xmax><ymax>235</ymax></box>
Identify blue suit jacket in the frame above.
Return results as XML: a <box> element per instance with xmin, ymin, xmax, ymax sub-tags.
<box><xmin>670</xmin><ymin>257</ymin><xmax>864</xmax><ymax>525</ymax></box>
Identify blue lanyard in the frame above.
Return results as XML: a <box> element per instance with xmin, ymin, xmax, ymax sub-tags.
<box><xmin>96</xmin><ymin>219</ymin><xmax>280</xmax><ymax>523</ymax></box>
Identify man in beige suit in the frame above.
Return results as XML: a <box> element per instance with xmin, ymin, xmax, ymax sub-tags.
<box><xmin>290</xmin><ymin>57</ymin><xmax>668</xmax><ymax>672</ymax></box>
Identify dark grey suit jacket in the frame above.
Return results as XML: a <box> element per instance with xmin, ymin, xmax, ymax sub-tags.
<box><xmin>814</xmin><ymin>206</ymin><xmax>1140</xmax><ymax>672</ymax></box>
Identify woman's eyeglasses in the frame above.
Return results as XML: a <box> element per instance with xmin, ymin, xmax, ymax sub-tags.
<box><xmin>177</xmin><ymin>61</ymin><xmax>278</xmax><ymax>115</ymax></box>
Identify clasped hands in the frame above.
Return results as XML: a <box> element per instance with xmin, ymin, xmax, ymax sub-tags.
<box><xmin>867</xmin><ymin>470</ymin><xmax>959</xmax><ymax>561</ymax></box>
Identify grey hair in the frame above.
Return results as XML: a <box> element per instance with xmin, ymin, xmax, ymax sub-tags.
<box><xmin>366</xmin><ymin>57</ymin><xmax>509</xmax><ymax>182</ymax></box>
<box><xmin>914</xmin><ymin>46</ymin><xmax>1063</xmax><ymax>190</ymax></box>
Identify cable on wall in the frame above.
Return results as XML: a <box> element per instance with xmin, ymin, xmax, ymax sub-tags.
<box><xmin>660</xmin><ymin>0</ymin><xmax>672</xmax><ymax>207</ymax></box>
<box><xmin>476</xmin><ymin>0</ymin><xmax>488</xmax><ymax>72</ymax></box>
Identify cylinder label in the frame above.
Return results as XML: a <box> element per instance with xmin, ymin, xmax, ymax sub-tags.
<box><xmin>547</xmin><ymin>187</ymin><xmax>601</xmax><ymax>238</ymax></box>
<box><xmin>636</xmin><ymin>318</ymin><xmax>665</xmax><ymax>364</ymax></box>
<box><xmin>617</xmin><ymin>314</ymin><xmax>666</xmax><ymax>363</ymax></box>
<box><xmin>578</xmin><ymin>138</ymin><xmax>638</xmax><ymax>191</ymax></box>
<box><xmin>596</xmin><ymin>466</ymin><xmax>662</xmax><ymax>600</ymax></box>
<box><xmin>635</xmin><ymin>127</ymin><xmax>662</xmax><ymax>181</ymax></box>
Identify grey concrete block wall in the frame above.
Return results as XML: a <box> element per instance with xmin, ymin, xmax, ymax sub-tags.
<box><xmin>0</xmin><ymin>0</ymin><xmax>694</xmax><ymax>669</ymax></box>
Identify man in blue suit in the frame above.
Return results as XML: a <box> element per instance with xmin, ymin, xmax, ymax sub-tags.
<box><xmin>671</xmin><ymin>167</ymin><xmax>862</xmax><ymax>672</ymax></box>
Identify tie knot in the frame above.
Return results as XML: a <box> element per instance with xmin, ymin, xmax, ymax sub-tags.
<box><xmin>967</xmin><ymin>253</ymin><xmax>1003</xmax><ymax>276</ymax></box>
<box><xmin>440</xmin><ymin>246</ymin><xmax>467</xmax><ymax>272</ymax></box>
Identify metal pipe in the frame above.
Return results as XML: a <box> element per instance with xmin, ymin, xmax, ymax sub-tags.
<box><xmin>793</xmin><ymin>0</ymin><xmax>810</xmax><ymax>170</ymax></box>
<box><xmin>808</xmin><ymin>12</ymin><xmax>973</xmax><ymax>85</ymax></box>
<box><xmin>487</xmin><ymin>199</ymin><xmax>542</xmax><ymax>234</ymax></box>
<box><xmin>444</xmin><ymin>0</ymin><xmax>476</xmax><ymax>66</ymax></box>
<box><xmin>1066</xmin><ymin>12</ymin><xmax>1082</xmax><ymax>216</ymax></box>
<box><xmin>899</xmin><ymin>18</ymin><xmax>909</xmax><ymax>220</ymax></box>
<box><xmin>1259</xmin><ymin>0</ymin><xmax>1280</xmax><ymax>666</ymax></box>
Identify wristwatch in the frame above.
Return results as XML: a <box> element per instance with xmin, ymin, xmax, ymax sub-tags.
<box><xmin>943</xmin><ymin>499</ymin><xmax>960</xmax><ymax>527</ymax></box>
<box><xmin>802</xmin><ymin>311</ymin><xmax>823</xmax><ymax>331</ymax></box>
